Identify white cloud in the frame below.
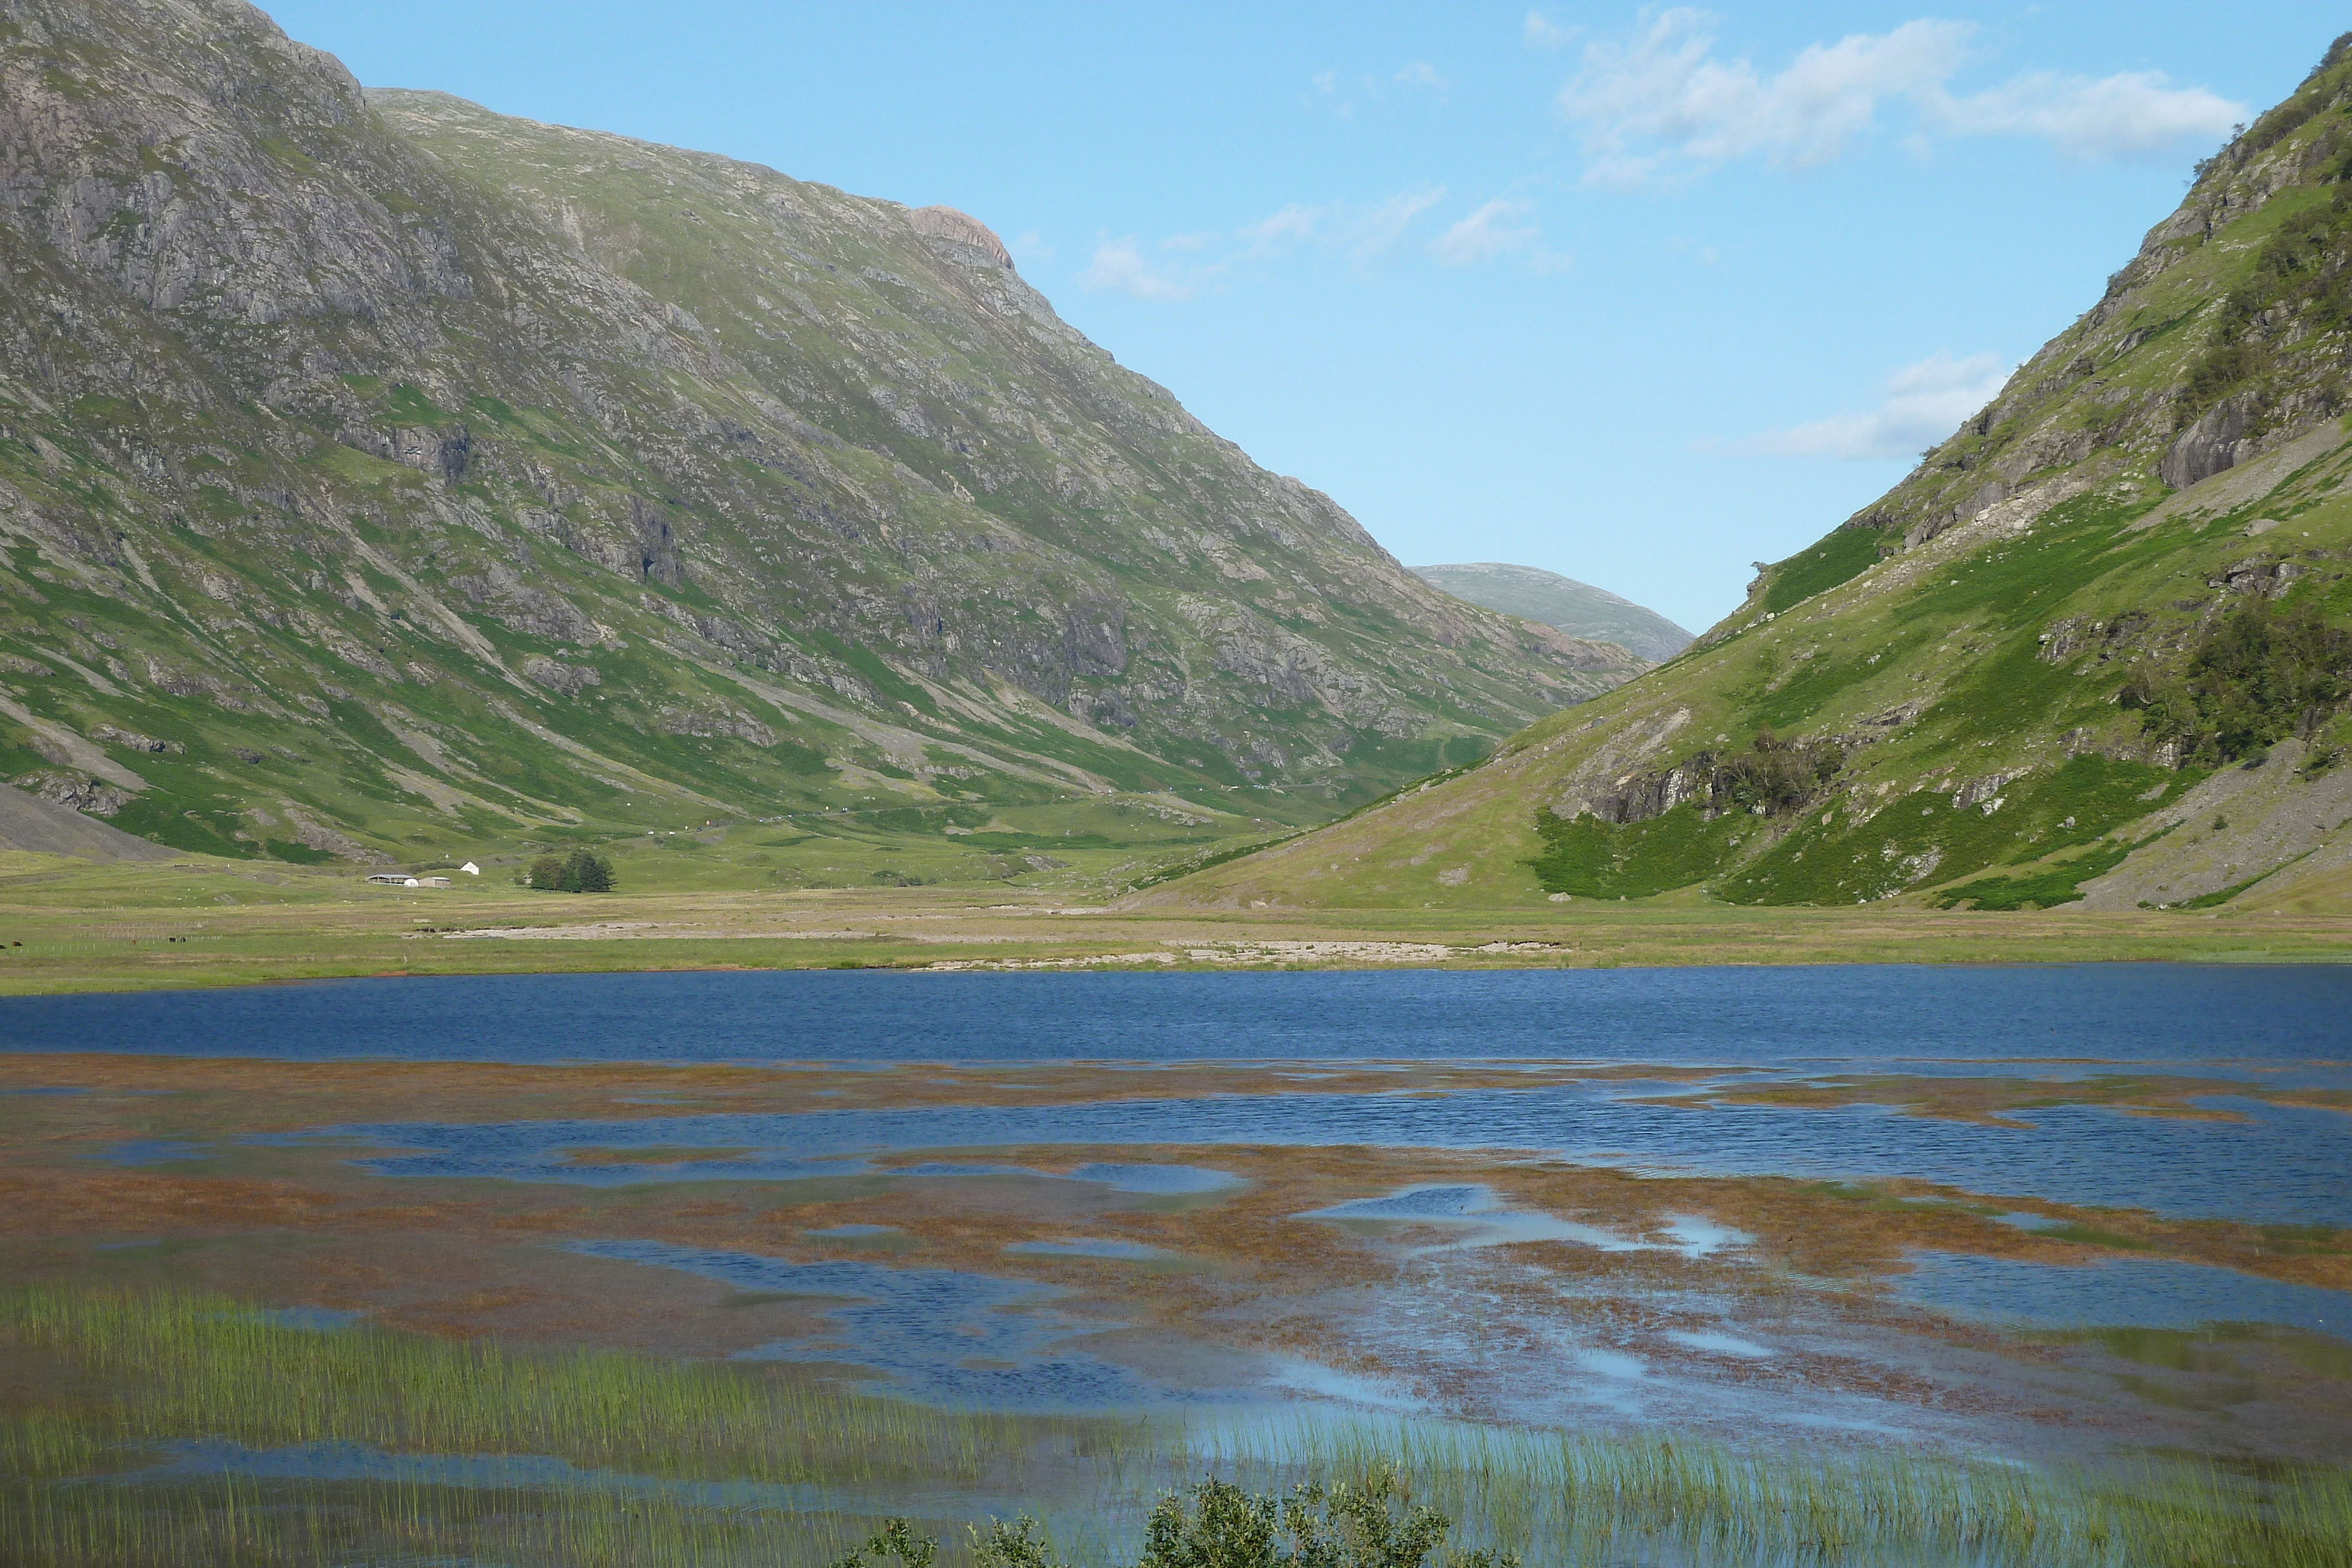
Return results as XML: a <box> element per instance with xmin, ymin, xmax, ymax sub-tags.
<box><xmin>1079</xmin><ymin>239</ymin><xmax>1195</xmax><ymax>302</ymax></box>
<box><xmin>1558</xmin><ymin>10</ymin><xmax>2243</xmax><ymax>186</ymax></box>
<box><xmin>1352</xmin><ymin>186</ymin><xmax>1446</xmax><ymax>255</ymax></box>
<box><xmin>1396</xmin><ymin>60</ymin><xmax>1452</xmax><ymax>91</ymax></box>
<box><xmin>1241</xmin><ymin>202</ymin><xmax>1327</xmax><ymax>253</ymax></box>
<box><xmin>1524</xmin><ymin>11</ymin><xmax>1579</xmax><ymax>50</ymax></box>
<box><xmin>1311</xmin><ymin>68</ymin><xmax>1338</xmax><ymax>95</ymax></box>
<box><xmin>1735</xmin><ymin>350</ymin><xmax>2012</xmax><ymax>459</ymax></box>
<box><xmin>1935</xmin><ymin>69</ymin><xmax>2244</xmax><ymax>160</ymax></box>
<box><xmin>1007</xmin><ymin>230</ymin><xmax>1053</xmax><ymax>263</ymax></box>
<box><xmin>1433</xmin><ymin>198</ymin><xmax>1540</xmax><ymax>265</ymax></box>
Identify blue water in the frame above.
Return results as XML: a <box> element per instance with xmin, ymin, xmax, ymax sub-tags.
<box><xmin>268</xmin><ymin>1084</ymin><xmax>2352</xmax><ymax>1226</ymax></box>
<box><xmin>3</xmin><ymin>965</ymin><xmax>2346</xmax><ymax>1064</ymax></box>
<box><xmin>1898</xmin><ymin>1253</ymin><xmax>2352</xmax><ymax>1337</ymax></box>
<box><xmin>1005</xmin><ymin>1239</ymin><xmax>1174</xmax><ymax>1260</ymax></box>
<box><xmin>569</xmin><ymin>1239</ymin><xmax>1171</xmax><ymax>1409</ymax></box>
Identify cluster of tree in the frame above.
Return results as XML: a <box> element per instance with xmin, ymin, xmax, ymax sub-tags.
<box><xmin>524</xmin><ymin>848</ymin><xmax>616</xmax><ymax>892</ymax></box>
<box><xmin>1708</xmin><ymin>730</ymin><xmax>1846</xmax><ymax>817</ymax></box>
<box><xmin>2122</xmin><ymin>596</ymin><xmax>2350</xmax><ymax>765</ymax></box>
<box><xmin>829</xmin><ymin>1470</ymin><xmax>1516</xmax><ymax>1568</ymax></box>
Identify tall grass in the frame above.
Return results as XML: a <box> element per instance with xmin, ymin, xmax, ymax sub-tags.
<box><xmin>0</xmin><ymin>1285</ymin><xmax>1136</xmax><ymax>1491</ymax></box>
<box><xmin>4</xmin><ymin>1287</ymin><xmax>2348</xmax><ymax>1567</ymax></box>
<box><xmin>1190</xmin><ymin>1416</ymin><xmax>2352</xmax><ymax>1568</ymax></box>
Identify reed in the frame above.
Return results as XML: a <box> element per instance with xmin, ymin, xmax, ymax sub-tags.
<box><xmin>5</xmin><ymin>1286</ymin><xmax>2348</xmax><ymax>1567</ymax></box>
<box><xmin>0</xmin><ymin>1285</ymin><xmax>1129</xmax><ymax>1492</ymax></box>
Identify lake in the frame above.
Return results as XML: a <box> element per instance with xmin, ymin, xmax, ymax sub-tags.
<box><xmin>5</xmin><ymin>964</ymin><xmax>2348</xmax><ymax>1562</ymax></box>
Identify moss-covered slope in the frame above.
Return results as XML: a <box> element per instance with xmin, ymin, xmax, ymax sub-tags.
<box><xmin>1155</xmin><ymin>38</ymin><xmax>2352</xmax><ymax>916</ymax></box>
<box><xmin>0</xmin><ymin>0</ymin><xmax>1640</xmax><ymax>872</ymax></box>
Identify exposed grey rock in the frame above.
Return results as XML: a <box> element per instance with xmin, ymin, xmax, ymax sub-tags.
<box><xmin>91</xmin><ymin>724</ymin><xmax>182</xmax><ymax>754</ymax></box>
<box><xmin>522</xmin><ymin>655</ymin><xmax>601</xmax><ymax>695</ymax></box>
<box><xmin>657</xmin><ymin>706</ymin><xmax>774</xmax><ymax>745</ymax></box>
<box><xmin>2160</xmin><ymin>397</ymin><xmax>2257</xmax><ymax>490</ymax></box>
<box><xmin>908</xmin><ymin>205</ymin><xmax>1014</xmax><ymax>269</ymax></box>
<box><xmin>12</xmin><ymin>770</ymin><xmax>134</xmax><ymax>816</ymax></box>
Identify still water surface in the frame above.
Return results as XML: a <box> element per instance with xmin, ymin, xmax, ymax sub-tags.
<box><xmin>3</xmin><ymin>964</ymin><xmax>2347</xmax><ymax>1064</ymax></box>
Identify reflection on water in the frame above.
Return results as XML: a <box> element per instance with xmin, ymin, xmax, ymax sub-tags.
<box><xmin>1005</xmin><ymin>1239</ymin><xmax>1175</xmax><ymax>1261</ymax></box>
<box><xmin>570</xmin><ymin>1239</ymin><xmax>1174</xmax><ymax>1410</ymax></box>
<box><xmin>1896</xmin><ymin>1252</ymin><xmax>2352</xmax><ymax>1338</ymax></box>
<box><xmin>1299</xmin><ymin>1184</ymin><xmax>1753</xmax><ymax>1258</ymax></box>
<box><xmin>1066</xmin><ymin>1162</ymin><xmax>1244</xmax><ymax>1195</ymax></box>
<box><xmin>278</xmin><ymin>1084</ymin><xmax>2352</xmax><ymax>1225</ymax></box>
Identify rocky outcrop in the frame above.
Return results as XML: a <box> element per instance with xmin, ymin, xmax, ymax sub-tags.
<box><xmin>2161</xmin><ymin>397</ymin><xmax>2257</xmax><ymax>490</ymax></box>
<box><xmin>908</xmin><ymin>205</ymin><xmax>1014</xmax><ymax>269</ymax></box>
<box><xmin>522</xmin><ymin>656</ymin><xmax>600</xmax><ymax>696</ymax></box>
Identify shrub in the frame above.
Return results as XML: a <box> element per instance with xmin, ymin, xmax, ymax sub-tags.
<box><xmin>562</xmin><ymin>848</ymin><xmax>614</xmax><ymax>892</ymax></box>
<box><xmin>527</xmin><ymin>849</ymin><xmax>616</xmax><ymax>891</ymax></box>
<box><xmin>2127</xmin><ymin>596</ymin><xmax>2352</xmax><ymax>764</ymax></box>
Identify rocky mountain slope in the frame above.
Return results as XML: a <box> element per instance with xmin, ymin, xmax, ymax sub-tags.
<box><xmin>0</xmin><ymin>0</ymin><xmax>1640</xmax><ymax>870</ymax></box>
<box><xmin>1158</xmin><ymin>36</ymin><xmax>2352</xmax><ymax>916</ymax></box>
<box><xmin>1411</xmin><ymin>563</ymin><xmax>1691</xmax><ymax>663</ymax></box>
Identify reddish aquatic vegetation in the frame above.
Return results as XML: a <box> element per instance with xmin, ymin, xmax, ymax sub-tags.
<box><xmin>0</xmin><ymin>1051</ymin><xmax>1728</xmax><ymax>1128</ymax></box>
<box><xmin>1631</xmin><ymin>1071</ymin><xmax>2344</xmax><ymax>1128</ymax></box>
<box><xmin>3</xmin><ymin>1054</ymin><xmax>2348</xmax><ymax>1462</ymax></box>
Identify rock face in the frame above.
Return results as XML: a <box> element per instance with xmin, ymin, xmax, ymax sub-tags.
<box><xmin>908</xmin><ymin>206</ymin><xmax>1015</xmax><ymax>268</ymax></box>
<box><xmin>1155</xmin><ymin>34</ymin><xmax>2352</xmax><ymax>915</ymax></box>
<box><xmin>1410</xmin><ymin>563</ymin><xmax>1692</xmax><ymax>663</ymax></box>
<box><xmin>2159</xmin><ymin>397</ymin><xmax>2256</xmax><ymax>490</ymax></box>
<box><xmin>0</xmin><ymin>0</ymin><xmax>1641</xmax><ymax>861</ymax></box>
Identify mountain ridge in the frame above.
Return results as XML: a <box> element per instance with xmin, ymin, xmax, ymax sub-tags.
<box><xmin>1409</xmin><ymin>562</ymin><xmax>1692</xmax><ymax>663</ymax></box>
<box><xmin>1153</xmin><ymin>35</ymin><xmax>2352</xmax><ymax>918</ymax></box>
<box><xmin>0</xmin><ymin>0</ymin><xmax>1641</xmax><ymax>872</ymax></box>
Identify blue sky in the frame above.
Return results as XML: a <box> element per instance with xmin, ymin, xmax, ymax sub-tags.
<box><xmin>263</xmin><ymin>3</ymin><xmax>2343</xmax><ymax>631</ymax></box>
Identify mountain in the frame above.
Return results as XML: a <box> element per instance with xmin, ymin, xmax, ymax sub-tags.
<box><xmin>0</xmin><ymin>0</ymin><xmax>1643</xmax><ymax>870</ymax></box>
<box><xmin>1410</xmin><ymin>563</ymin><xmax>1692</xmax><ymax>663</ymax></box>
<box><xmin>1153</xmin><ymin>36</ymin><xmax>2352</xmax><ymax>917</ymax></box>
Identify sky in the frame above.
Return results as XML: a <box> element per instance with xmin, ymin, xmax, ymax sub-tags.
<box><xmin>262</xmin><ymin>2</ymin><xmax>2345</xmax><ymax>632</ymax></box>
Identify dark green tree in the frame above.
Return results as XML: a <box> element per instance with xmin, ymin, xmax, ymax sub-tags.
<box><xmin>560</xmin><ymin>848</ymin><xmax>614</xmax><ymax>892</ymax></box>
<box><xmin>2125</xmin><ymin>596</ymin><xmax>2351</xmax><ymax>763</ymax></box>
<box><xmin>527</xmin><ymin>854</ymin><xmax>564</xmax><ymax>890</ymax></box>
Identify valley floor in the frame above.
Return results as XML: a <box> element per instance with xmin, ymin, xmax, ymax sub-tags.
<box><xmin>2</xmin><ymin>852</ymin><xmax>2347</xmax><ymax>995</ymax></box>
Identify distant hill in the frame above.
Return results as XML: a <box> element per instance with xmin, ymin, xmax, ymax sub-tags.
<box><xmin>1155</xmin><ymin>35</ymin><xmax>2352</xmax><ymax>917</ymax></box>
<box><xmin>1409</xmin><ymin>564</ymin><xmax>1692</xmax><ymax>663</ymax></box>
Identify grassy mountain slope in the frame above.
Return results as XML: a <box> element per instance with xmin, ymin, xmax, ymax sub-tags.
<box><xmin>1411</xmin><ymin>563</ymin><xmax>1692</xmax><ymax>663</ymax></box>
<box><xmin>0</xmin><ymin>0</ymin><xmax>1640</xmax><ymax>876</ymax></box>
<box><xmin>1154</xmin><ymin>38</ymin><xmax>2352</xmax><ymax>917</ymax></box>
